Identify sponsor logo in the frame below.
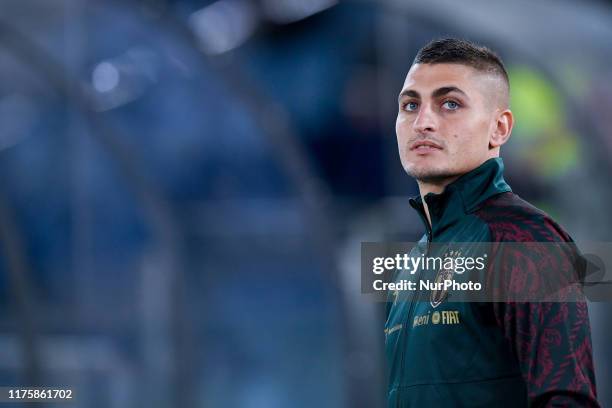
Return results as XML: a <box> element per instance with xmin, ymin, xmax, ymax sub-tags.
<box><xmin>413</xmin><ymin>310</ymin><xmax>461</xmax><ymax>327</ymax></box>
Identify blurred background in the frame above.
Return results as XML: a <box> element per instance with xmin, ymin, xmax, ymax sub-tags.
<box><xmin>0</xmin><ymin>0</ymin><xmax>611</xmax><ymax>406</ymax></box>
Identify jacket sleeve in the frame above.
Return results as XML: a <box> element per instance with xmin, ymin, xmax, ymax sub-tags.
<box><xmin>490</xmin><ymin>237</ymin><xmax>599</xmax><ymax>407</ymax></box>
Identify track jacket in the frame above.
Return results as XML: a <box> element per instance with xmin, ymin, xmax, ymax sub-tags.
<box><xmin>385</xmin><ymin>158</ymin><xmax>599</xmax><ymax>407</ymax></box>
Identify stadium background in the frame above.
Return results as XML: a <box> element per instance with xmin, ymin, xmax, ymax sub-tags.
<box><xmin>0</xmin><ymin>0</ymin><xmax>611</xmax><ymax>406</ymax></box>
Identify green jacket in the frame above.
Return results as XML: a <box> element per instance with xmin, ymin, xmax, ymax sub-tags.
<box><xmin>385</xmin><ymin>158</ymin><xmax>598</xmax><ymax>407</ymax></box>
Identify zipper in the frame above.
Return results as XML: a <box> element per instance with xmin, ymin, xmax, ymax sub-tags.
<box><xmin>398</xmin><ymin>207</ymin><xmax>433</xmax><ymax>385</ymax></box>
<box><xmin>407</xmin><ymin>228</ymin><xmax>431</xmax><ymax>320</ymax></box>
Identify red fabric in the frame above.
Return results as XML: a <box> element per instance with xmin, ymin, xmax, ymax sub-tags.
<box><xmin>476</xmin><ymin>192</ymin><xmax>599</xmax><ymax>407</ymax></box>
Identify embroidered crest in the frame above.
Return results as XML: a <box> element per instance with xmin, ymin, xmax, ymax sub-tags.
<box><xmin>430</xmin><ymin>249</ymin><xmax>460</xmax><ymax>308</ymax></box>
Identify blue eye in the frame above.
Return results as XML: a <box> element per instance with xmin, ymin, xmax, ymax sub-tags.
<box><xmin>443</xmin><ymin>100</ymin><xmax>459</xmax><ymax>110</ymax></box>
<box><xmin>404</xmin><ymin>101</ymin><xmax>418</xmax><ymax>111</ymax></box>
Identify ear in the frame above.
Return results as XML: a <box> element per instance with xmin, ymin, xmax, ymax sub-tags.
<box><xmin>489</xmin><ymin>109</ymin><xmax>513</xmax><ymax>149</ymax></box>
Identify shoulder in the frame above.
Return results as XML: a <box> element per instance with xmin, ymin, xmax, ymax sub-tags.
<box><xmin>473</xmin><ymin>192</ymin><xmax>573</xmax><ymax>243</ymax></box>
<box><xmin>477</xmin><ymin>193</ymin><xmax>584</xmax><ymax>302</ymax></box>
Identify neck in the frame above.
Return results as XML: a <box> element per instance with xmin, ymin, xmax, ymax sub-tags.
<box><xmin>417</xmin><ymin>175</ymin><xmax>460</xmax><ymax>227</ymax></box>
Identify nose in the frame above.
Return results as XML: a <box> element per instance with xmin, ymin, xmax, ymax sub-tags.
<box><xmin>412</xmin><ymin>103</ymin><xmax>436</xmax><ymax>134</ymax></box>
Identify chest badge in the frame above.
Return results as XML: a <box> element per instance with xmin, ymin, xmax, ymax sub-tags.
<box><xmin>430</xmin><ymin>249</ymin><xmax>460</xmax><ymax>308</ymax></box>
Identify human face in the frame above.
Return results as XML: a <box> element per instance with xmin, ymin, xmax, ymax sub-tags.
<box><xmin>396</xmin><ymin>63</ymin><xmax>500</xmax><ymax>184</ymax></box>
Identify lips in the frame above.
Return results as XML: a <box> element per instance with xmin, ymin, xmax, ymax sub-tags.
<box><xmin>410</xmin><ymin>140</ymin><xmax>443</xmax><ymax>150</ymax></box>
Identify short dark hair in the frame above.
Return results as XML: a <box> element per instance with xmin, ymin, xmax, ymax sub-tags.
<box><xmin>413</xmin><ymin>38</ymin><xmax>509</xmax><ymax>87</ymax></box>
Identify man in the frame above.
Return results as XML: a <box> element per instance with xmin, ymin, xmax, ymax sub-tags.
<box><xmin>385</xmin><ymin>38</ymin><xmax>599</xmax><ymax>407</ymax></box>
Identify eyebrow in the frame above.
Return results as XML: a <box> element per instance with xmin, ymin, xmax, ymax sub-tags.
<box><xmin>397</xmin><ymin>86</ymin><xmax>468</xmax><ymax>103</ymax></box>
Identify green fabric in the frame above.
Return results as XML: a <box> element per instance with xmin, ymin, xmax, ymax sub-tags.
<box><xmin>385</xmin><ymin>158</ymin><xmax>526</xmax><ymax>407</ymax></box>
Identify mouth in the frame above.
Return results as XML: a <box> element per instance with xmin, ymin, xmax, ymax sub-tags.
<box><xmin>409</xmin><ymin>140</ymin><xmax>443</xmax><ymax>152</ymax></box>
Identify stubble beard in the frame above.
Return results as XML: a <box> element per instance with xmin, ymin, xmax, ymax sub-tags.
<box><xmin>405</xmin><ymin>164</ymin><xmax>460</xmax><ymax>184</ymax></box>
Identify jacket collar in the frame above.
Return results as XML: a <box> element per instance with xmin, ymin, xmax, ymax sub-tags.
<box><xmin>408</xmin><ymin>158</ymin><xmax>512</xmax><ymax>236</ymax></box>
